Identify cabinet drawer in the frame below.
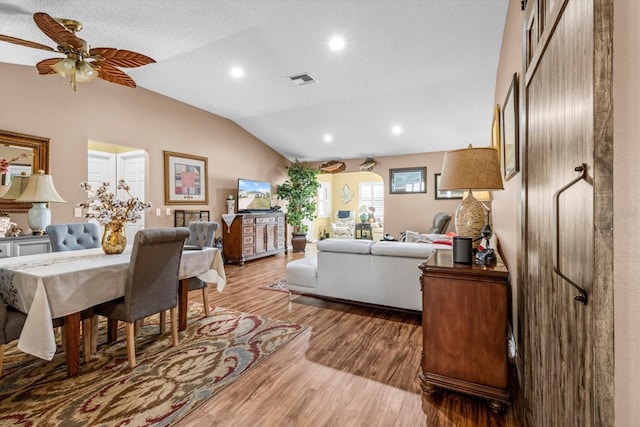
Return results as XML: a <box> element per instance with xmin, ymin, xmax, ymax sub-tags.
<box><xmin>277</xmin><ymin>223</ymin><xmax>285</xmax><ymax>231</ymax></box>
<box><xmin>242</xmin><ymin>226</ymin><xmax>254</xmax><ymax>234</ymax></box>
<box><xmin>243</xmin><ymin>246</ymin><xmax>255</xmax><ymax>256</ymax></box>
<box><xmin>0</xmin><ymin>242</ymin><xmax>11</xmax><ymax>258</ymax></box>
<box><xmin>277</xmin><ymin>216</ymin><xmax>285</xmax><ymax>223</ymax></box>
<box><xmin>256</xmin><ymin>216</ymin><xmax>276</xmax><ymax>224</ymax></box>
<box><xmin>243</xmin><ymin>235</ymin><xmax>254</xmax><ymax>245</ymax></box>
<box><xmin>277</xmin><ymin>231</ymin><xmax>285</xmax><ymax>240</ymax></box>
<box><xmin>276</xmin><ymin>241</ymin><xmax>285</xmax><ymax>249</ymax></box>
<box><xmin>242</xmin><ymin>218</ymin><xmax>254</xmax><ymax>225</ymax></box>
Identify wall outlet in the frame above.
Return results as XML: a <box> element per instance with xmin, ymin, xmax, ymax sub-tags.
<box><xmin>165</xmin><ymin>208</ymin><xmax>171</xmax><ymax>216</ymax></box>
<box><xmin>155</xmin><ymin>208</ymin><xmax>161</xmax><ymax>216</ymax></box>
<box><xmin>74</xmin><ymin>207</ymin><xmax>82</xmax><ymax>218</ymax></box>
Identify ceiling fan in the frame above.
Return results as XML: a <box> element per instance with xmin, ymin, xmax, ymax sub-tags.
<box><xmin>0</xmin><ymin>12</ymin><xmax>155</xmax><ymax>91</ymax></box>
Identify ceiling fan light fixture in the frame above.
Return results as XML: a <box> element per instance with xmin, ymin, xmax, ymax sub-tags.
<box><xmin>51</xmin><ymin>57</ymin><xmax>75</xmax><ymax>77</ymax></box>
<box><xmin>75</xmin><ymin>61</ymin><xmax>98</xmax><ymax>82</ymax></box>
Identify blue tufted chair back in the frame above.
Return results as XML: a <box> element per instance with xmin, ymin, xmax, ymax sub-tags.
<box><xmin>46</xmin><ymin>223</ymin><xmax>101</xmax><ymax>252</ymax></box>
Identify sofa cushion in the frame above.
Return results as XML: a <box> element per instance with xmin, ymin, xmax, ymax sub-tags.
<box><xmin>371</xmin><ymin>241</ymin><xmax>450</xmax><ymax>258</ymax></box>
<box><xmin>317</xmin><ymin>238</ymin><xmax>374</xmax><ymax>254</ymax></box>
<box><xmin>286</xmin><ymin>257</ymin><xmax>318</xmax><ymax>289</ymax></box>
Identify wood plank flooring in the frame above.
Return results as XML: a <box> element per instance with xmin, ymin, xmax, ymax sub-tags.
<box><xmin>178</xmin><ymin>244</ymin><xmax>520</xmax><ymax>427</ymax></box>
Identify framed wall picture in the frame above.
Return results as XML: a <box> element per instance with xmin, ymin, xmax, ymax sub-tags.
<box><xmin>434</xmin><ymin>173</ymin><xmax>464</xmax><ymax>200</ymax></box>
<box><xmin>164</xmin><ymin>151</ymin><xmax>209</xmax><ymax>205</ymax></box>
<box><xmin>389</xmin><ymin>167</ymin><xmax>426</xmax><ymax>194</ymax></box>
<box><xmin>491</xmin><ymin>104</ymin><xmax>501</xmax><ymax>164</ymax></box>
<box><xmin>501</xmin><ymin>73</ymin><xmax>519</xmax><ymax>181</ymax></box>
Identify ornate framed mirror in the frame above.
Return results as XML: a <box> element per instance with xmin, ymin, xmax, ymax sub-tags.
<box><xmin>0</xmin><ymin>130</ymin><xmax>50</xmax><ymax>213</ymax></box>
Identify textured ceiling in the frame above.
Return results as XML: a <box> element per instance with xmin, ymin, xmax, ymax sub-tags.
<box><xmin>0</xmin><ymin>0</ymin><xmax>508</xmax><ymax>161</ymax></box>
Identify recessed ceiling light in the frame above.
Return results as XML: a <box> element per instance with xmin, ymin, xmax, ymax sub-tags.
<box><xmin>230</xmin><ymin>66</ymin><xmax>245</xmax><ymax>79</ymax></box>
<box><xmin>329</xmin><ymin>36</ymin><xmax>345</xmax><ymax>51</ymax></box>
<box><xmin>391</xmin><ymin>125</ymin><xmax>403</xmax><ymax>135</ymax></box>
<box><xmin>323</xmin><ymin>134</ymin><xmax>333</xmax><ymax>143</ymax></box>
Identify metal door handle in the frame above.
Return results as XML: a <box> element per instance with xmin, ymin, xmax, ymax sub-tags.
<box><xmin>552</xmin><ymin>163</ymin><xmax>589</xmax><ymax>305</ymax></box>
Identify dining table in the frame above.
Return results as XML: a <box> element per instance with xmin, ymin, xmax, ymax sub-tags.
<box><xmin>0</xmin><ymin>245</ymin><xmax>226</xmax><ymax>377</ymax></box>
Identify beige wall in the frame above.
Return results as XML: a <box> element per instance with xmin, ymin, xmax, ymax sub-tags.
<box><xmin>491</xmin><ymin>0</ymin><xmax>523</xmax><ymax>358</ymax></box>
<box><xmin>0</xmin><ymin>62</ymin><xmax>289</xmax><ymax>233</ymax></box>
<box><xmin>311</xmin><ymin>153</ymin><xmax>460</xmax><ymax>239</ymax></box>
<box><xmin>613</xmin><ymin>1</ymin><xmax>640</xmax><ymax>423</ymax></box>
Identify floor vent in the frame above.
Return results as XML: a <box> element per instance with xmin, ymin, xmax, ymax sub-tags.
<box><xmin>288</xmin><ymin>73</ymin><xmax>318</xmax><ymax>86</ymax></box>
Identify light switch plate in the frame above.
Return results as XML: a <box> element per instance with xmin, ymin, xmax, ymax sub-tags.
<box><xmin>74</xmin><ymin>207</ymin><xmax>82</xmax><ymax>218</ymax></box>
<box><xmin>165</xmin><ymin>208</ymin><xmax>171</xmax><ymax>216</ymax></box>
<box><xmin>155</xmin><ymin>208</ymin><xmax>161</xmax><ymax>216</ymax></box>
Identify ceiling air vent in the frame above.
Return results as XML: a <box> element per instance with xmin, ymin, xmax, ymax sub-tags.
<box><xmin>288</xmin><ymin>73</ymin><xmax>318</xmax><ymax>86</ymax></box>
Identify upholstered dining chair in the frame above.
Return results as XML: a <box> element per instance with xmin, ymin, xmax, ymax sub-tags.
<box><xmin>46</xmin><ymin>223</ymin><xmax>101</xmax><ymax>252</ymax></box>
<box><xmin>94</xmin><ymin>227</ymin><xmax>189</xmax><ymax>368</ymax></box>
<box><xmin>46</xmin><ymin>222</ymin><xmax>101</xmax><ymax>360</ymax></box>
<box><xmin>185</xmin><ymin>221</ymin><xmax>219</xmax><ymax>317</ymax></box>
<box><xmin>0</xmin><ymin>302</ymin><xmax>27</xmax><ymax>379</ymax></box>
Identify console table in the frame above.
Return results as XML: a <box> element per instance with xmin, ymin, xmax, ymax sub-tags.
<box><xmin>0</xmin><ymin>235</ymin><xmax>51</xmax><ymax>258</ymax></box>
<box><xmin>418</xmin><ymin>249</ymin><xmax>510</xmax><ymax>414</ymax></box>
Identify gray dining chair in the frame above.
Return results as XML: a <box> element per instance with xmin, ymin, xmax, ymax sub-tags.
<box><xmin>46</xmin><ymin>222</ymin><xmax>101</xmax><ymax>360</ymax></box>
<box><xmin>185</xmin><ymin>221</ymin><xmax>219</xmax><ymax>316</ymax></box>
<box><xmin>94</xmin><ymin>227</ymin><xmax>189</xmax><ymax>368</ymax></box>
<box><xmin>46</xmin><ymin>223</ymin><xmax>101</xmax><ymax>252</ymax></box>
<box><xmin>0</xmin><ymin>302</ymin><xmax>27</xmax><ymax>379</ymax></box>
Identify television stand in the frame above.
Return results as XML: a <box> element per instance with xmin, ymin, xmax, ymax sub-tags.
<box><xmin>222</xmin><ymin>212</ymin><xmax>287</xmax><ymax>265</ymax></box>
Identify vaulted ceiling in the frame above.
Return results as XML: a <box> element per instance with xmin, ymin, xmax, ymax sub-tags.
<box><xmin>0</xmin><ymin>0</ymin><xmax>508</xmax><ymax>161</ymax></box>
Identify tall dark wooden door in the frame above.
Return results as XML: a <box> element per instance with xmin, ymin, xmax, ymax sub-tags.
<box><xmin>520</xmin><ymin>0</ymin><xmax>613</xmax><ymax>425</ymax></box>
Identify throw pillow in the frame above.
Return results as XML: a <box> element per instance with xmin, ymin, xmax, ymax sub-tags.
<box><xmin>337</xmin><ymin>210</ymin><xmax>351</xmax><ymax>219</ymax></box>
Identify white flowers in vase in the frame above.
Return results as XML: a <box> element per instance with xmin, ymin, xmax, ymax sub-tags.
<box><xmin>79</xmin><ymin>179</ymin><xmax>152</xmax><ymax>225</ymax></box>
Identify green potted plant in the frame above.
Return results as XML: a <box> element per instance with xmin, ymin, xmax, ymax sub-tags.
<box><xmin>276</xmin><ymin>159</ymin><xmax>320</xmax><ymax>252</ymax></box>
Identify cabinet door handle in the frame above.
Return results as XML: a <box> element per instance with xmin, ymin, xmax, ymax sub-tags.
<box><xmin>552</xmin><ymin>163</ymin><xmax>589</xmax><ymax>305</ymax></box>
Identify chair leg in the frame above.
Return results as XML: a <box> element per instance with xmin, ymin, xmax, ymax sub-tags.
<box><xmin>170</xmin><ymin>307</ymin><xmax>178</xmax><ymax>346</ymax></box>
<box><xmin>107</xmin><ymin>319</ymin><xmax>118</xmax><ymax>343</ymax></box>
<box><xmin>202</xmin><ymin>286</ymin><xmax>210</xmax><ymax>317</ymax></box>
<box><xmin>82</xmin><ymin>318</ymin><xmax>92</xmax><ymax>362</ymax></box>
<box><xmin>126</xmin><ymin>322</ymin><xmax>136</xmax><ymax>368</ymax></box>
<box><xmin>91</xmin><ymin>316</ymin><xmax>98</xmax><ymax>353</ymax></box>
<box><xmin>134</xmin><ymin>320</ymin><xmax>141</xmax><ymax>337</ymax></box>
<box><xmin>0</xmin><ymin>344</ymin><xmax>4</xmax><ymax>379</ymax></box>
<box><xmin>159</xmin><ymin>310</ymin><xmax>166</xmax><ymax>334</ymax></box>
<box><xmin>61</xmin><ymin>325</ymin><xmax>67</xmax><ymax>351</ymax></box>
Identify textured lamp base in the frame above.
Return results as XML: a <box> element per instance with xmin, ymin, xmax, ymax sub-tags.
<box><xmin>454</xmin><ymin>192</ymin><xmax>485</xmax><ymax>248</ymax></box>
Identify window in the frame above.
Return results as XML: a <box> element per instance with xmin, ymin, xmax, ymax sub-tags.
<box><xmin>317</xmin><ymin>182</ymin><xmax>331</xmax><ymax>218</ymax></box>
<box><xmin>359</xmin><ymin>181</ymin><xmax>384</xmax><ymax>219</ymax></box>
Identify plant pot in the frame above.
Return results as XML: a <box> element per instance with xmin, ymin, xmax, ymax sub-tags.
<box><xmin>291</xmin><ymin>233</ymin><xmax>308</xmax><ymax>252</ymax></box>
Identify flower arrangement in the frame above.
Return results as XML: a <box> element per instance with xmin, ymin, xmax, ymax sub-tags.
<box><xmin>79</xmin><ymin>179</ymin><xmax>152</xmax><ymax>225</ymax></box>
<box><xmin>0</xmin><ymin>153</ymin><xmax>31</xmax><ymax>175</ymax></box>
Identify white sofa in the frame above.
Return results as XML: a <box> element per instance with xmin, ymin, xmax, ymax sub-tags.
<box><xmin>286</xmin><ymin>238</ymin><xmax>451</xmax><ymax>311</ymax></box>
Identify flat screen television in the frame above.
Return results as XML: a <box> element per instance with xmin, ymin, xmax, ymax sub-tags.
<box><xmin>237</xmin><ymin>179</ymin><xmax>272</xmax><ymax>211</ymax></box>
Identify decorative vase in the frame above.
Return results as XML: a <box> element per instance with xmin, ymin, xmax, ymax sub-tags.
<box><xmin>291</xmin><ymin>233</ymin><xmax>307</xmax><ymax>252</ymax></box>
<box><xmin>0</xmin><ymin>215</ymin><xmax>13</xmax><ymax>238</ymax></box>
<box><xmin>102</xmin><ymin>221</ymin><xmax>127</xmax><ymax>254</ymax></box>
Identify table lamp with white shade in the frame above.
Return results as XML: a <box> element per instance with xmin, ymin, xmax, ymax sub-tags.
<box><xmin>1</xmin><ymin>172</ymin><xmax>31</xmax><ymax>200</ymax></box>
<box><xmin>15</xmin><ymin>170</ymin><xmax>65</xmax><ymax>234</ymax></box>
<box><xmin>438</xmin><ymin>145</ymin><xmax>503</xmax><ymax>249</ymax></box>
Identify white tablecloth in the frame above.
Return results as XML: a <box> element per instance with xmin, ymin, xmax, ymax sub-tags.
<box><xmin>0</xmin><ymin>246</ymin><xmax>226</xmax><ymax>361</ymax></box>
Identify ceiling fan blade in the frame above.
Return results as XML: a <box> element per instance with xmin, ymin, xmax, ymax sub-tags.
<box><xmin>97</xmin><ymin>62</ymin><xmax>137</xmax><ymax>88</ymax></box>
<box><xmin>90</xmin><ymin>47</ymin><xmax>156</xmax><ymax>68</ymax></box>
<box><xmin>35</xmin><ymin>58</ymin><xmax>61</xmax><ymax>75</ymax></box>
<box><xmin>0</xmin><ymin>34</ymin><xmax>55</xmax><ymax>51</ymax></box>
<box><xmin>33</xmin><ymin>12</ymin><xmax>84</xmax><ymax>50</ymax></box>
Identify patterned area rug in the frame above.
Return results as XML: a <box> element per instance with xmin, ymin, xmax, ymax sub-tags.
<box><xmin>259</xmin><ymin>278</ymin><xmax>289</xmax><ymax>293</ymax></box>
<box><xmin>0</xmin><ymin>304</ymin><xmax>306</xmax><ymax>426</ymax></box>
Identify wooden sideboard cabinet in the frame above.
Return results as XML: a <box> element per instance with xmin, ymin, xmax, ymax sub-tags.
<box><xmin>419</xmin><ymin>250</ymin><xmax>510</xmax><ymax>414</ymax></box>
<box><xmin>222</xmin><ymin>212</ymin><xmax>287</xmax><ymax>265</ymax></box>
<box><xmin>0</xmin><ymin>235</ymin><xmax>51</xmax><ymax>258</ymax></box>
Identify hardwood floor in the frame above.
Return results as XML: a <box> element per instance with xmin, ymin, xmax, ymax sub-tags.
<box><xmin>178</xmin><ymin>244</ymin><xmax>520</xmax><ymax>427</ymax></box>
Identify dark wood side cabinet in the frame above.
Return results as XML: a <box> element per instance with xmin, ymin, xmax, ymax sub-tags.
<box><xmin>222</xmin><ymin>212</ymin><xmax>287</xmax><ymax>265</ymax></box>
<box><xmin>419</xmin><ymin>250</ymin><xmax>510</xmax><ymax>414</ymax></box>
